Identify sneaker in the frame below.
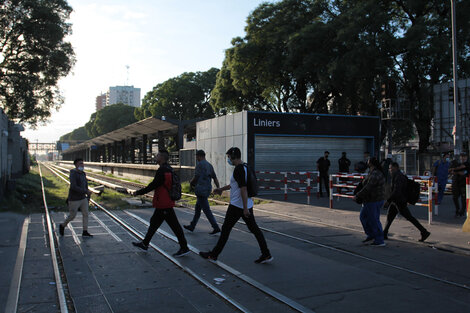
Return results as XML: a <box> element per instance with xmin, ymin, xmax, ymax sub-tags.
<box><xmin>209</xmin><ymin>229</ymin><xmax>221</xmax><ymax>236</ymax></box>
<box><xmin>132</xmin><ymin>241</ymin><xmax>148</xmax><ymax>251</ymax></box>
<box><xmin>370</xmin><ymin>242</ymin><xmax>386</xmax><ymax>247</ymax></box>
<box><xmin>254</xmin><ymin>254</ymin><xmax>273</xmax><ymax>264</ymax></box>
<box><xmin>362</xmin><ymin>236</ymin><xmax>373</xmax><ymax>243</ymax></box>
<box><xmin>173</xmin><ymin>247</ymin><xmax>190</xmax><ymax>257</ymax></box>
<box><xmin>199</xmin><ymin>251</ymin><xmax>217</xmax><ymax>261</ymax></box>
<box><xmin>419</xmin><ymin>231</ymin><xmax>430</xmax><ymax>242</ymax></box>
<box><xmin>59</xmin><ymin>224</ymin><xmax>64</xmax><ymax>236</ymax></box>
<box><xmin>82</xmin><ymin>231</ymin><xmax>93</xmax><ymax>237</ymax></box>
<box><xmin>183</xmin><ymin>225</ymin><xmax>194</xmax><ymax>232</ymax></box>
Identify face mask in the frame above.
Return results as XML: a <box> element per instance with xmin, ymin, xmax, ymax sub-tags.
<box><xmin>227</xmin><ymin>158</ymin><xmax>233</xmax><ymax>166</ymax></box>
<box><xmin>445</xmin><ymin>158</ymin><xmax>450</xmax><ymax>162</ymax></box>
<box><xmin>78</xmin><ymin>166</ymin><xmax>84</xmax><ymax>171</ymax></box>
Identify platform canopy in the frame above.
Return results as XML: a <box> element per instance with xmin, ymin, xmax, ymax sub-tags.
<box><xmin>62</xmin><ymin>116</ymin><xmax>180</xmax><ymax>154</ymax></box>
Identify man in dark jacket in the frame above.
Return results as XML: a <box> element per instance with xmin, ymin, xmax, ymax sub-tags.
<box><xmin>59</xmin><ymin>158</ymin><xmax>93</xmax><ymax>237</ymax></box>
<box><xmin>317</xmin><ymin>151</ymin><xmax>331</xmax><ymax>197</ymax></box>
<box><xmin>450</xmin><ymin>152</ymin><xmax>470</xmax><ymax>217</ymax></box>
<box><xmin>131</xmin><ymin>150</ymin><xmax>189</xmax><ymax>257</ymax></box>
<box><xmin>338</xmin><ymin>152</ymin><xmax>351</xmax><ymax>173</ymax></box>
<box><xmin>383</xmin><ymin>162</ymin><xmax>430</xmax><ymax>242</ymax></box>
<box><xmin>354</xmin><ymin>157</ymin><xmax>386</xmax><ymax>246</ymax></box>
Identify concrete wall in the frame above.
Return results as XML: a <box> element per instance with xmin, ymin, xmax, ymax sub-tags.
<box><xmin>0</xmin><ymin>108</ymin><xmax>29</xmax><ymax>200</ymax></box>
<box><xmin>196</xmin><ymin>111</ymin><xmax>248</xmax><ymax>186</ymax></box>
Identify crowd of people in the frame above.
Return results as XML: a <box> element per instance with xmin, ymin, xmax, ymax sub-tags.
<box><xmin>58</xmin><ymin>147</ymin><xmax>468</xmax><ymax>256</ymax></box>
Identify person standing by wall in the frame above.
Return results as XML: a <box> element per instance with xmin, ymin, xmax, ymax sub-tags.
<box><xmin>59</xmin><ymin>158</ymin><xmax>93</xmax><ymax>237</ymax></box>
<box><xmin>383</xmin><ymin>162</ymin><xmax>430</xmax><ymax>241</ymax></box>
<box><xmin>354</xmin><ymin>157</ymin><xmax>386</xmax><ymax>246</ymax></box>
<box><xmin>449</xmin><ymin>152</ymin><xmax>470</xmax><ymax>217</ymax></box>
<box><xmin>338</xmin><ymin>152</ymin><xmax>351</xmax><ymax>173</ymax></box>
<box><xmin>317</xmin><ymin>151</ymin><xmax>331</xmax><ymax>197</ymax></box>
<box><xmin>433</xmin><ymin>152</ymin><xmax>451</xmax><ymax>205</ymax></box>
<box><xmin>199</xmin><ymin>147</ymin><xmax>272</xmax><ymax>264</ymax></box>
<box><xmin>131</xmin><ymin>150</ymin><xmax>189</xmax><ymax>257</ymax></box>
<box><xmin>184</xmin><ymin>150</ymin><xmax>221</xmax><ymax>235</ymax></box>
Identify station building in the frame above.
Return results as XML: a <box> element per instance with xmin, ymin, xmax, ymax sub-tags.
<box><xmin>196</xmin><ymin>111</ymin><xmax>380</xmax><ymax>185</ymax></box>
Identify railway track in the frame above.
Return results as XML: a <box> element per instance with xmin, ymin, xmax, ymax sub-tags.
<box><xmin>40</xmin><ymin>162</ymin><xmax>313</xmax><ymax>313</ymax></box>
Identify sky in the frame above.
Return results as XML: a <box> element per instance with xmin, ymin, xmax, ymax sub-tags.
<box><xmin>22</xmin><ymin>0</ymin><xmax>267</xmax><ymax>143</ymax></box>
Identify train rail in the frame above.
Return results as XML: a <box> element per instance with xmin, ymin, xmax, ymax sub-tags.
<box><xmin>42</xmin><ymin>162</ymin><xmax>313</xmax><ymax>313</ymax></box>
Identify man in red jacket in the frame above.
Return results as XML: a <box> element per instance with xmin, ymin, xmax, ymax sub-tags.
<box><xmin>132</xmin><ymin>149</ymin><xmax>189</xmax><ymax>257</ymax></box>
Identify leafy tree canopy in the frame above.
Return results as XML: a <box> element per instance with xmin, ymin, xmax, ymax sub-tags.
<box><xmin>84</xmin><ymin>103</ymin><xmax>137</xmax><ymax>138</ymax></box>
<box><xmin>211</xmin><ymin>0</ymin><xmax>470</xmax><ymax>151</ymax></box>
<box><xmin>0</xmin><ymin>0</ymin><xmax>75</xmax><ymax>126</ymax></box>
<box><xmin>59</xmin><ymin>126</ymin><xmax>89</xmax><ymax>141</ymax></box>
<box><xmin>135</xmin><ymin>68</ymin><xmax>218</xmax><ymax>121</ymax></box>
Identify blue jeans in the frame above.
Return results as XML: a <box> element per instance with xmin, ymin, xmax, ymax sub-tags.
<box><xmin>360</xmin><ymin>200</ymin><xmax>385</xmax><ymax>244</ymax></box>
<box><xmin>437</xmin><ymin>181</ymin><xmax>446</xmax><ymax>204</ymax></box>
<box><xmin>190</xmin><ymin>195</ymin><xmax>220</xmax><ymax>231</ymax></box>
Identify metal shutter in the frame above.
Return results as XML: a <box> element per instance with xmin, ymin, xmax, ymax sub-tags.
<box><xmin>255</xmin><ymin>136</ymin><xmax>368</xmax><ymax>173</ymax></box>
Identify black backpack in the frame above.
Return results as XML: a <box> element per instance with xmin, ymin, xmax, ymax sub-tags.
<box><xmin>405</xmin><ymin>178</ymin><xmax>420</xmax><ymax>205</ymax></box>
<box><xmin>243</xmin><ymin>163</ymin><xmax>258</xmax><ymax>197</ymax></box>
<box><xmin>167</xmin><ymin>168</ymin><xmax>182</xmax><ymax>201</ymax></box>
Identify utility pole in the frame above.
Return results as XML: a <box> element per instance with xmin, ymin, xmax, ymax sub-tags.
<box><xmin>451</xmin><ymin>0</ymin><xmax>461</xmax><ymax>156</ymax></box>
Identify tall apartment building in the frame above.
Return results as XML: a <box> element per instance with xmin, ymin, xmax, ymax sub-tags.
<box><xmin>106</xmin><ymin>85</ymin><xmax>141</xmax><ymax>108</ymax></box>
<box><xmin>95</xmin><ymin>93</ymin><xmax>106</xmax><ymax>111</ymax></box>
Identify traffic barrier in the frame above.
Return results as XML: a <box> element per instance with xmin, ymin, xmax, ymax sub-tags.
<box><xmin>406</xmin><ymin>175</ymin><xmax>433</xmax><ymax>225</ymax></box>
<box><xmin>256</xmin><ymin>171</ymin><xmax>320</xmax><ymax>204</ymax></box>
<box><xmin>329</xmin><ymin>173</ymin><xmax>434</xmax><ymax>224</ymax></box>
<box><xmin>329</xmin><ymin>173</ymin><xmax>366</xmax><ymax>209</ymax></box>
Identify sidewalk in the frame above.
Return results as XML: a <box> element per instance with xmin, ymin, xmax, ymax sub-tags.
<box><xmin>255</xmin><ymin>193</ymin><xmax>470</xmax><ymax>255</ymax></box>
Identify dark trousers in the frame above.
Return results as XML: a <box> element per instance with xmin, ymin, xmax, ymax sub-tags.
<box><xmin>384</xmin><ymin>202</ymin><xmax>427</xmax><ymax>235</ymax></box>
<box><xmin>319</xmin><ymin>174</ymin><xmax>329</xmax><ymax>196</ymax></box>
<box><xmin>143</xmin><ymin>208</ymin><xmax>188</xmax><ymax>249</ymax></box>
<box><xmin>452</xmin><ymin>182</ymin><xmax>466</xmax><ymax>215</ymax></box>
<box><xmin>190</xmin><ymin>195</ymin><xmax>220</xmax><ymax>231</ymax></box>
<box><xmin>211</xmin><ymin>204</ymin><xmax>270</xmax><ymax>257</ymax></box>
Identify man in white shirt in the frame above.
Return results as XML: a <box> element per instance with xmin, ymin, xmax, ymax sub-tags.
<box><xmin>199</xmin><ymin>147</ymin><xmax>273</xmax><ymax>264</ymax></box>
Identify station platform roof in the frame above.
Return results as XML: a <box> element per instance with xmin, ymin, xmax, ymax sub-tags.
<box><xmin>62</xmin><ymin>116</ymin><xmax>181</xmax><ymax>154</ymax></box>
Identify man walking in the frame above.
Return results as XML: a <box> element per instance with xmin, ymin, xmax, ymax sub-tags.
<box><xmin>338</xmin><ymin>152</ymin><xmax>351</xmax><ymax>173</ymax></box>
<box><xmin>184</xmin><ymin>150</ymin><xmax>221</xmax><ymax>235</ymax></box>
<box><xmin>433</xmin><ymin>152</ymin><xmax>451</xmax><ymax>205</ymax></box>
<box><xmin>450</xmin><ymin>152</ymin><xmax>470</xmax><ymax>217</ymax></box>
<box><xmin>199</xmin><ymin>147</ymin><xmax>272</xmax><ymax>264</ymax></box>
<box><xmin>317</xmin><ymin>151</ymin><xmax>331</xmax><ymax>197</ymax></box>
<box><xmin>132</xmin><ymin>150</ymin><xmax>189</xmax><ymax>257</ymax></box>
<box><xmin>354</xmin><ymin>157</ymin><xmax>386</xmax><ymax>246</ymax></box>
<box><xmin>383</xmin><ymin>162</ymin><xmax>430</xmax><ymax>242</ymax></box>
<box><xmin>59</xmin><ymin>158</ymin><xmax>93</xmax><ymax>237</ymax></box>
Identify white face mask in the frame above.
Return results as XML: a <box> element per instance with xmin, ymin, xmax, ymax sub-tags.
<box><xmin>78</xmin><ymin>166</ymin><xmax>84</xmax><ymax>171</ymax></box>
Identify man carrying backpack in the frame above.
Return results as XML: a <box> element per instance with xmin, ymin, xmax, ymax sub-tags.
<box><xmin>383</xmin><ymin>162</ymin><xmax>430</xmax><ymax>242</ymax></box>
<box><xmin>184</xmin><ymin>149</ymin><xmax>221</xmax><ymax>235</ymax></box>
<box><xmin>199</xmin><ymin>147</ymin><xmax>272</xmax><ymax>264</ymax></box>
<box><xmin>131</xmin><ymin>149</ymin><xmax>189</xmax><ymax>257</ymax></box>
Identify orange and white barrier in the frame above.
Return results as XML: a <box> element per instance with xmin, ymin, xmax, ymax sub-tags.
<box><xmin>329</xmin><ymin>173</ymin><xmax>367</xmax><ymax>209</ymax></box>
<box><xmin>407</xmin><ymin>175</ymin><xmax>433</xmax><ymax>225</ymax></box>
<box><xmin>256</xmin><ymin>170</ymin><xmax>320</xmax><ymax>204</ymax></box>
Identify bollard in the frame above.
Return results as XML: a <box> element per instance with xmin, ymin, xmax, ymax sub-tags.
<box><xmin>307</xmin><ymin>172</ymin><xmax>311</xmax><ymax>205</ymax></box>
<box><xmin>329</xmin><ymin>175</ymin><xmax>333</xmax><ymax>209</ymax></box>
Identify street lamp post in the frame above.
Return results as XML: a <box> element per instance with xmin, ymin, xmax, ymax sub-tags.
<box><xmin>451</xmin><ymin>0</ymin><xmax>461</xmax><ymax>156</ymax></box>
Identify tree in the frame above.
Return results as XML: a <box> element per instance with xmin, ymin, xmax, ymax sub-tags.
<box><xmin>0</xmin><ymin>0</ymin><xmax>75</xmax><ymax>126</ymax></box>
<box><xmin>85</xmin><ymin>103</ymin><xmax>137</xmax><ymax>138</ymax></box>
<box><xmin>135</xmin><ymin>68</ymin><xmax>217</xmax><ymax>121</ymax></box>
<box><xmin>59</xmin><ymin>126</ymin><xmax>89</xmax><ymax>141</ymax></box>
